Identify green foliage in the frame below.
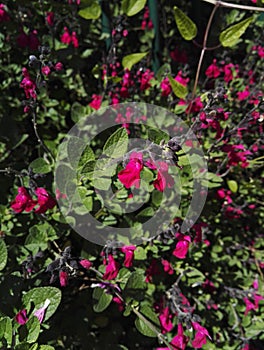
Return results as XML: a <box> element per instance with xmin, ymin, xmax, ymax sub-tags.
<box><xmin>168</xmin><ymin>75</ymin><xmax>188</xmax><ymax>98</ymax></box>
<box><xmin>78</xmin><ymin>0</ymin><xmax>101</xmax><ymax>20</ymax></box>
<box><xmin>173</xmin><ymin>6</ymin><xmax>197</xmax><ymax>40</ymax></box>
<box><xmin>219</xmin><ymin>17</ymin><xmax>254</xmax><ymax>47</ymax></box>
<box><xmin>122</xmin><ymin>52</ymin><xmax>149</xmax><ymax>70</ymax></box>
<box><xmin>0</xmin><ymin>240</ymin><xmax>7</xmax><ymax>271</ymax></box>
<box><xmin>122</xmin><ymin>0</ymin><xmax>147</xmax><ymax>17</ymax></box>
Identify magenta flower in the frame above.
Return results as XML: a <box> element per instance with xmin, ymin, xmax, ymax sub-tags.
<box><xmin>161</xmin><ymin>259</ymin><xmax>174</xmax><ymax>275</ymax></box>
<box><xmin>103</xmin><ymin>254</ymin><xmax>119</xmax><ymax>280</ymax></box>
<box><xmin>61</xmin><ymin>26</ymin><xmax>72</xmax><ymax>45</ymax></box>
<box><xmin>160</xmin><ymin>77</ymin><xmax>172</xmax><ymax>97</ymax></box>
<box><xmin>175</xmin><ymin>71</ymin><xmax>189</xmax><ymax>87</ymax></box>
<box><xmin>237</xmin><ymin>86</ymin><xmax>250</xmax><ymax>101</ymax></box>
<box><xmin>153</xmin><ymin>162</ymin><xmax>175</xmax><ymax>192</ymax></box>
<box><xmin>170</xmin><ymin>323</ymin><xmax>189</xmax><ymax>350</ymax></box>
<box><xmin>158</xmin><ymin>306</ymin><xmax>174</xmax><ymax>334</ymax></box>
<box><xmin>205</xmin><ymin>59</ymin><xmax>221</xmax><ymax>78</ymax></box>
<box><xmin>59</xmin><ymin>270</ymin><xmax>68</xmax><ymax>287</ymax></box>
<box><xmin>89</xmin><ymin>94</ymin><xmax>102</xmax><ymax>110</ymax></box>
<box><xmin>34</xmin><ymin>187</ymin><xmax>56</xmax><ymax>214</ymax></box>
<box><xmin>79</xmin><ymin>259</ymin><xmax>92</xmax><ymax>269</ymax></box>
<box><xmin>15</xmin><ymin>309</ymin><xmax>28</xmax><ymax>325</ymax></box>
<box><xmin>42</xmin><ymin>65</ymin><xmax>51</xmax><ymax>76</ymax></box>
<box><xmin>120</xmin><ymin>245</ymin><xmax>136</xmax><ymax>267</ymax></box>
<box><xmin>20</xmin><ymin>68</ymin><xmax>37</xmax><ymax>100</ymax></box>
<box><xmin>173</xmin><ymin>234</ymin><xmax>191</xmax><ymax>259</ymax></box>
<box><xmin>0</xmin><ymin>4</ymin><xmax>10</xmax><ymax>22</ymax></box>
<box><xmin>118</xmin><ymin>152</ymin><xmax>144</xmax><ymax>189</ymax></box>
<box><xmin>191</xmin><ymin>322</ymin><xmax>211</xmax><ymax>348</ymax></box>
<box><xmin>11</xmin><ymin>187</ymin><xmax>37</xmax><ymax>213</ymax></box>
<box><xmin>46</xmin><ymin>11</ymin><xmax>54</xmax><ymax>26</ymax></box>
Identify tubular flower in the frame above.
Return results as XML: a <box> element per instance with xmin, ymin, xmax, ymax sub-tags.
<box><xmin>118</xmin><ymin>152</ymin><xmax>144</xmax><ymax>189</ymax></box>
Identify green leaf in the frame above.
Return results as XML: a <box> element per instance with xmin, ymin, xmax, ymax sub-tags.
<box><xmin>38</xmin><ymin>346</ymin><xmax>55</xmax><ymax>350</ymax></box>
<box><xmin>219</xmin><ymin>17</ymin><xmax>253</xmax><ymax>47</ymax></box>
<box><xmin>25</xmin><ymin>226</ymin><xmax>48</xmax><ymax>255</ymax></box>
<box><xmin>173</xmin><ymin>6</ymin><xmax>197</xmax><ymax>40</ymax></box>
<box><xmin>122</xmin><ymin>0</ymin><xmax>147</xmax><ymax>16</ymax></box>
<box><xmin>0</xmin><ymin>316</ymin><xmax>12</xmax><ymax>346</ymax></box>
<box><xmin>91</xmin><ymin>177</ymin><xmax>112</xmax><ymax>191</ymax></box>
<box><xmin>134</xmin><ymin>305</ymin><xmax>160</xmax><ymax>337</ymax></box>
<box><xmin>93</xmin><ymin>287</ymin><xmax>113</xmax><ymax>312</ymax></box>
<box><xmin>122</xmin><ymin>52</ymin><xmax>148</xmax><ymax>71</ymax></box>
<box><xmin>67</xmin><ymin>136</ymin><xmax>87</xmax><ymax>168</ymax></box>
<box><xmin>168</xmin><ymin>75</ymin><xmax>188</xmax><ymax>98</ymax></box>
<box><xmin>156</xmin><ymin>63</ymin><xmax>171</xmax><ymax>83</ymax></box>
<box><xmin>78</xmin><ymin>0</ymin><xmax>101</xmax><ymax>20</ymax></box>
<box><xmin>134</xmin><ymin>247</ymin><xmax>147</xmax><ymax>260</ymax></box>
<box><xmin>78</xmin><ymin>145</ymin><xmax>95</xmax><ymax>169</ymax></box>
<box><xmin>29</xmin><ymin>158</ymin><xmax>51</xmax><ymax>174</ymax></box>
<box><xmin>20</xmin><ymin>317</ymin><xmax>40</xmax><ymax>344</ymax></box>
<box><xmin>22</xmin><ymin>287</ymin><xmax>61</xmax><ymax>322</ymax></box>
<box><xmin>227</xmin><ymin>180</ymin><xmax>238</xmax><ymax>193</ymax></box>
<box><xmin>71</xmin><ymin>102</ymin><xmax>87</xmax><ymax>123</ymax></box>
<box><xmin>103</xmin><ymin>127</ymin><xmax>129</xmax><ymax>158</ymax></box>
<box><xmin>0</xmin><ymin>240</ymin><xmax>7</xmax><ymax>271</ymax></box>
<box><xmin>186</xmin><ymin>267</ymin><xmax>205</xmax><ymax>285</ymax></box>
<box><xmin>124</xmin><ymin>270</ymin><xmax>146</xmax><ymax>301</ymax></box>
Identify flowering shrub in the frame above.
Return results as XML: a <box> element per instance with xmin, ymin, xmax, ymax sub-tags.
<box><xmin>0</xmin><ymin>0</ymin><xmax>264</xmax><ymax>349</ymax></box>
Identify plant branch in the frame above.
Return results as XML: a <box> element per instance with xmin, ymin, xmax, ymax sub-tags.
<box><xmin>201</xmin><ymin>0</ymin><xmax>264</xmax><ymax>12</ymax></box>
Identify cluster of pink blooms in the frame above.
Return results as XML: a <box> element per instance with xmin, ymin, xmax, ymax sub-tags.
<box><xmin>117</xmin><ymin>151</ymin><xmax>175</xmax><ymax>193</ymax></box>
<box><xmin>16</xmin><ymin>299</ymin><xmax>50</xmax><ymax>325</ymax></box>
<box><xmin>59</xmin><ymin>259</ymin><xmax>92</xmax><ymax>287</ymax></box>
<box><xmin>101</xmin><ymin>245</ymin><xmax>136</xmax><ymax>280</ymax></box>
<box><xmin>61</xmin><ymin>26</ymin><xmax>79</xmax><ymax>48</ymax></box>
<box><xmin>20</xmin><ymin>68</ymin><xmax>37</xmax><ymax>100</ymax></box>
<box><xmin>141</xmin><ymin>6</ymin><xmax>153</xmax><ymax>30</ymax></box>
<box><xmin>160</xmin><ymin>71</ymin><xmax>190</xmax><ymax>97</ymax></box>
<box><xmin>157</xmin><ymin>298</ymin><xmax>211</xmax><ymax>349</ymax></box>
<box><xmin>11</xmin><ymin>186</ymin><xmax>56</xmax><ymax>214</ymax></box>
<box><xmin>243</xmin><ymin>279</ymin><xmax>264</xmax><ymax>316</ymax></box>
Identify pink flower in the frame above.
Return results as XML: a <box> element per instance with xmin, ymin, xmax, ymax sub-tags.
<box><xmin>89</xmin><ymin>94</ymin><xmax>102</xmax><ymax>110</ymax></box>
<box><xmin>191</xmin><ymin>322</ymin><xmax>211</xmax><ymax>348</ymax></box>
<box><xmin>71</xmin><ymin>31</ymin><xmax>79</xmax><ymax>48</ymax></box>
<box><xmin>217</xmin><ymin>188</ymin><xmax>232</xmax><ymax>204</ymax></box>
<box><xmin>11</xmin><ymin>187</ymin><xmax>37</xmax><ymax>213</ymax></box>
<box><xmin>15</xmin><ymin>309</ymin><xmax>28</xmax><ymax>325</ymax></box>
<box><xmin>79</xmin><ymin>259</ymin><xmax>92</xmax><ymax>269</ymax></box>
<box><xmin>42</xmin><ymin>65</ymin><xmax>51</xmax><ymax>76</ymax></box>
<box><xmin>0</xmin><ymin>3</ymin><xmax>10</xmax><ymax>22</ymax></box>
<box><xmin>223</xmin><ymin>63</ymin><xmax>238</xmax><ymax>83</ymax></box>
<box><xmin>222</xmin><ymin>144</ymin><xmax>251</xmax><ymax>168</ymax></box>
<box><xmin>59</xmin><ymin>270</ymin><xmax>68</xmax><ymax>287</ymax></box>
<box><xmin>120</xmin><ymin>245</ymin><xmax>136</xmax><ymax>267</ymax></box>
<box><xmin>138</xmin><ymin>69</ymin><xmax>154</xmax><ymax>90</ymax></box>
<box><xmin>173</xmin><ymin>234</ymin><xmax>191</xmax><ymax>259</ymax></box>
<box><xmin>159</xmin><ymin>306</ymin><xmax>174</xmax><ymax>334</ymax></box>
<box><xmin>153</xmin><ymin>162</ymin><xmax>175</xmax><ymax>192</ymax></box>
<box><xmin>103</xmin><ymin>254</ymin><xmax>119</xmax><ymax>280</ymax></box>
<box><xmin>175</xmin><ymin>71</ymin><xmax>189</xmax><ymax>87</ymax></box>
<box><xmin>160</xmin><ymin>77</ymin><xmax>172</xmax><ymax>97</ymax></box>
<box><xmin>34</xmin><ymin>187</ymin><xmax>56</xmax><ymax>214</ymax></box>
<box><xmin>205</xmin><ymin>59</ymin><xmax>221</xmax><ymax>78</ymax></box>
<box><xmin>54</xmin><ymin>62</ymin><xmax>63</xmax><ymax>71</ymax></box>
<box><xmin>61</xmin><ymin>27</ymin><xmax>72</xmax><ymax>45</ymax></box>
<box><xmin>33</xmin><ymin>299</ymin><xmax>50</xmax><ymax>323</ymax></box>
<box><xmin>237</xmin><ymin>86</ymin><xmax>250</xmax><ymax>101</ymax></box>
<box><xmin>118</xmin><ymin>152</ymin><xmax>144</xmax><ymax>189</ymax></box>
<box><xmin>20</xmin><ymin>68</ymin><xmax>37</xmax><ymax>99</ymax></box>
<box><xmin>113</xmin><ymin>296</ymin><xmax>124</xmax><ymax>311</ymax></box>
<box><xmin>170</xmin><ymin>323</ymin><xmax>189</xmax><ymax>350</ymax></box>
<box><xmin>161</xmin><ymin>259</ymin><xmax>174</xmax><ymax>275</ymax></box>
<box><xmin>46</xmin><ymin>11</ymin><xmax>54</xmax><ymax>26</ymax></box>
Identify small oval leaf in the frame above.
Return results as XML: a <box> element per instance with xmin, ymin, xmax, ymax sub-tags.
<box><xmin>93</xmin><ymin>287</ymin><xmax>113</xmax><ymax>312</ymax></box>
<box><xmin>122</xmin><ymin>52</ymin><xmax>148</xmax><ymax>71</ymax></box>
<box><xmin>122</xmin><ymin>0</ymin><xmax>147</xmax><ymax>17</ymax></box>
<box><xmin>103</xmin><ymin>127</ymin><xmax>129</xmax><ymax>158</ymax></box>
<box><xmin>0</xmin><ymin>240</ymin><xmax>7</xmax><ymax>271</ymax></box>
<box><xmin>219</xmin><ymin>17</ymin><xmax>253</xmax><ymax>47</ymax></box>
<box><xmin>227</xmin><ymin>180</ymin><xmax>238</xmax><ymax>193</ymax></box>
<box><xmin>173</xmin><ymin>6</ymin><xmax>197</xmax><ymax>41</ymax></box>
<box><xmin>168</xmin><ymin>75</ymin><xmax>188</xmax><ymax>98</ymax></box>
<box><xmin>78</xmin><ymin>0</ymin><xmax>101</xmax><ymax>20</ymax></box>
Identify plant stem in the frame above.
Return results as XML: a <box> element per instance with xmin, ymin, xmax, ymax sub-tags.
<box><xmin>191</xmin><ymin>2</ymin><xmax>220</xmax><ymax>100</ymax></box>
<box><xmin>201</xmin><ymin>0</ymin><xmax>264</xmax><ymax>12</ymax></box>
<box><xmin>32</xmin><ymin>107</ymin><xmax>55</xmax><ymax>162</ymax></box>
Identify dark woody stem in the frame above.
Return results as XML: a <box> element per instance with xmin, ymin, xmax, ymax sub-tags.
<box><xmin>31</xmin><ymin>107</ymin><xmax>55</xmax><ymax>162</ymax></box>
